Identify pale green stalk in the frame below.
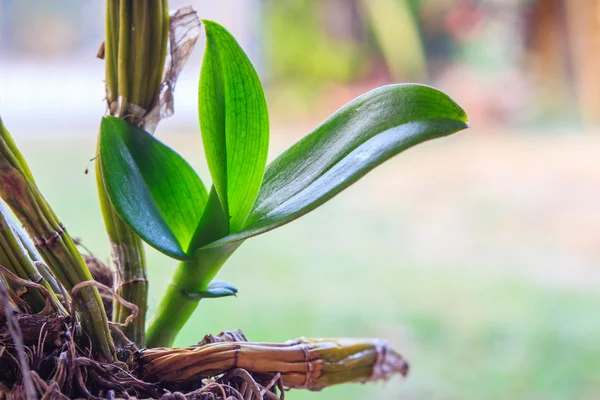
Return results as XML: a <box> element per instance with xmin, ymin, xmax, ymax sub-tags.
<box><xmin>100</xmin><ymin>0</ymin><xmax>170</xmax><ymax>347</ymax></box>
<box><xmin>0</xmin><ymin>201</ymin><xmax>67</xmax><ymax>314</ymax></box>
<box><xmin>10</xmin><ymin>212</ymin><xmax>65</xmax><ymax>296</ymax></box>
<box><xmin>0</xmin><ymin>117</ymin><xmax>115</xmax><ymax>361</ymax></box>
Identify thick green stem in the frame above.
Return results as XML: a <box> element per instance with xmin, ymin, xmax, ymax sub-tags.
<box><xmin>131</xmin><ymin>1</ymin><xmax>150</xmax><ymax>107</ymax></box>
<box><xmin>149</xmin><ymin>0</ymin><xmax>170</xmax><ymax>108</ymax></box>
<box><xmin>101</xmin><ymin>0</ymin><xmax>169</xmax><ymax>348</ymax></box>
<box><xmin>144</xmin><ymin>271</ymin><xmax>198</xmax><ymax>348</ymax></box>
<box><xmin>147</xmin><ymin>188</ymin><xmax>236</xmax><ymax>348</ymax></box>
<box><xmin>0</xmin><ymin>117</ymin><xmax>115</xmax><ymax>361</ymax></box>
<box><xmin>96</xmin><ymin>152</ymin><xmax>147</xmax><ymax>347</ymax></box>
<box><xmin>146</xmin><ymin>243</ymin><xmax>240</xmax><ymax>348</ymax></box>
<box><xmin>10</xmin><ymin>215</ymin><xmax>65</xmax><ymax>297</ymax></box>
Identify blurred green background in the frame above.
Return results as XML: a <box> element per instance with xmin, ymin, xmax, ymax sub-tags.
<box><xmin>2</xmin><ymin>1</ymin><xmax>600</xmax><ymax>399</ymax></box>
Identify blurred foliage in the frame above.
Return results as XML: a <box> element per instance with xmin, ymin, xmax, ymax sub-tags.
<box><xmin>361</xmin><ymin>0</ymin><xmax>428</xmax><ymax>82</ymax></box>
<box><xmin>263</xmin><ymin>0</ymin><xmax>429</xmax><ymax>87</ymax></box>
<box><xmin>263</xmin><ymin>0</ymin><xmax>432</xmax><ymax>117</ymax></box>
<box><xmin>264</xmin><ymin>0</ymin><xmax>366</xmax><ymax>85</ymax></box>
<box><xmin>262</xmin><ymin>0</ymin><xmax>600</xmax><ymax>126</ymax></box>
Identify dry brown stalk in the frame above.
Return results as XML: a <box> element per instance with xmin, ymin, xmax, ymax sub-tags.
<box><xmin>138</xmin><ymin>337</ymin><xmax>408</xmax><ymax>391</ymax></box>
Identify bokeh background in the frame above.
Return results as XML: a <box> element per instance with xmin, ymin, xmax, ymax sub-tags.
<box><xmin>1</xmin><ymin>1</ymin><xmax>600</xmax><ymax>399</ymax></box>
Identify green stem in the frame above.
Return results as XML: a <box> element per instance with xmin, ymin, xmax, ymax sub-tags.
<box><xmin>147</xmin><ymin>188</ymin><xmax>234</xmax><ymax>347</ymax></box>
<box><xmin>0</xmin><ymin>202</ymin><xmax>57</xmax><ymax>313</ymax></box>
<box><xmin>105</xmin><ymin>0</ymin><xmax>119</xmax><ymax>106</ymax></box>
<box><xmin>0</xmin><ymin>117</ymin><xmax>115</xmax><ymax>361</ymax></box>
<box><xmin>146</xmin><ymin>243</ymin><xmax>240</xmax><ymax>348</ymax></box>
<box><xmin>131</xmin><ymin>0</ymin><xmax>149</xmax><ymax>108</ymax></box>
<box><xmin>152</xmin><ymin>0</ymin><xmax>170</xmax><ymax>109</ymax></box>
<box><xmin>101</xmin><ymin>0</ymin><xmax>169</xmax><ymax>348</ymax></box>
<box><xmin>10</xmin><ymin>215</ymin><xmax>65</xmax><ymax>297</ymax></box>
<box><xmin>116</xmin><ymin>0</ymin><xmax>131</xmax><ymax>116</ymax></box>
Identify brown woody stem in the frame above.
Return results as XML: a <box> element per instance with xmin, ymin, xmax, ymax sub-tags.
<box><xmin>138</xmin><ymin>337</ymin><xmax>408</xmax><ymax>391</ymax></box>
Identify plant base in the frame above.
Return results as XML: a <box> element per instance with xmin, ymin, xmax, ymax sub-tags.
<box><xmin>0</xmin><ymin>310</ymin><xmax>408</xmax><ymax>400</ymax></box>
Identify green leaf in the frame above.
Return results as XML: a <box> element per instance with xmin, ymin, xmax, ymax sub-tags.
<box><xmin>187</xmin><ymin>186</ymin><xmax>229</xmax><ymax>252</ymax></box>
<box><xmin>100</xmin><ymin>116</ymin><xmax>208</xmax><ymax>259</ymax></box>
<box><xmin>204</xmin><ymin>84</ymin><xmax>468</xmax><ymax>248</ymax></box>
<box><xmin>198</xmin><ymin>20</ymin><xmax>269</xmax><ymax>233</ymax></box>
<box><xmin>183</xmin><ymin>280</ymin><xmax>238</xmax><ymax>299</ymax></box>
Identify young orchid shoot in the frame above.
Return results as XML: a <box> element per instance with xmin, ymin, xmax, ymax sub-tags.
<box><xmin>99</xmin><ymin>20</ymin><xmax>468</xmax><ymax>348</ymax></box>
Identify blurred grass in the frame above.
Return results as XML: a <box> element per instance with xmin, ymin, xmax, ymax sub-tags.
<box><xmin>15</xmin><ymin>128</ymin><xmax>600</xmax><ymax>400</ymax></box>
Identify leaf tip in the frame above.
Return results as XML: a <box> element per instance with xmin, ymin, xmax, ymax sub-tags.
<box><xmin>200</xmin><ymin>19</ymin><xmax>221</xmax><ymax>34</ymax></box>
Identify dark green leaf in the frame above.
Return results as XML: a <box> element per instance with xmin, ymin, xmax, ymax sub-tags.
<box><xmin>100</xmin><ymin>116</ymin><xmax>208</xmax><ymax>259</ymax></box>
<box><xmin>204</xmin><ymin>84</ymin><xmax>468</xmax><ymax>248</ymax></box>
<box><xmin>183</xmin><ymin>280</ymin><xmax>238</xmax><ymax>299</ymax></box>
<box><xmin>187</xmin><ymin>186</ymin><xmax>229</xmax><ymax>252</ymax></box>
<box><xmin>198</xmin><ymin>20</ymin><xmax>269</xmax><ymax>233</ymax></box>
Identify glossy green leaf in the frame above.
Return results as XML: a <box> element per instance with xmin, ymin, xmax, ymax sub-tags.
<box><xmin>187</xmin><ymin>186</ymin><xmax>229</xmax><ymax>252</ymax></box>
<box><xmin>198</xmin><ymin>20</ymin><xmax>269</xmax><ymax>233</ymax></box>
<box><xmin>183</xmin><ymin>280</ymin><xmax>238</xmax><ymax>299</ymax></box>
<box><xmin>100</xmin><ymin>116</ymin><xmax>208</xmax><ymax>259</ymax></box>
<box><xmin>205</xmin><ymin>84</ymin><xmax>468</xmax><ymax>248</ymax></box>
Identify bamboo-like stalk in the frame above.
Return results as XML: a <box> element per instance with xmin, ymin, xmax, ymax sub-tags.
<box><xmin>95</xmin><ymin>180</ymin><xmax>147</xmax><ymax>346</ymax></box>
<box><xmin>100</xmin><ymin>0</ymin><xmax>170</xmax><ymax>348</ymax></box>
<box><xmin>104</xmin><ymin>0</ymin><xmax>119</xmax><ymax>112</ymax></box>
<box><xmin>139</xmin><ymin>337</ymin><xmax>409</xmax><ymax>390</ymax></box>
<box><xmin>0</xmin><ymin>202</ymin><xmax>66</xmax><ymax>314</ymax></box>
<box><xmin>0</xmin><ymin>117</ymin><xmax>115</xmax><ymax>361</ymax></box>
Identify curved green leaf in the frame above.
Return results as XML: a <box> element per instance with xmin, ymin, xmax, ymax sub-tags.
<box><xmin>204</xmin><ymin>84</ymin><xmax>468</xmax><ymax>248</ymax></box>
<box><xmin>183</xmin><ymin>280</ymin><xmax>238</xmax><ymax>299</ymax></box>
<box><xmin>199</xmin><ymin>20</ymin><xmax>269</xmax><ymax>233</ymax></box>
<box><xmin>100</xmin><ymin>116</ymin><xmax>208</xmax><ymax>259</ymax></box>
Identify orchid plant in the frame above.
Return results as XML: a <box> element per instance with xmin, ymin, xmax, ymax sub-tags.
<box><xmin>98</xmin><ymin>20</ymin><xmax>469</xmax><ymax>348</ymax></box>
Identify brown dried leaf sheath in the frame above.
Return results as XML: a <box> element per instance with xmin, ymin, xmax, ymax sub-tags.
<box><xmin>138</xmin><ymin>337</ymin><xmax>408</xmax><ymax>391</ymax></box>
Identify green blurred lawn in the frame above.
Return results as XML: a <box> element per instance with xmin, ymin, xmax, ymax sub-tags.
<box><xmin>17</xmin><ymin>127</ymin><xmax>600</xmax><ymax>400</ymax></box>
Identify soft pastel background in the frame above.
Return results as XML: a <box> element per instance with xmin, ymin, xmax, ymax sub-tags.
<box><xmin>1</xmin><ymin>1</ymin><xmax>600</xmax><ymax>399</ymax></box>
